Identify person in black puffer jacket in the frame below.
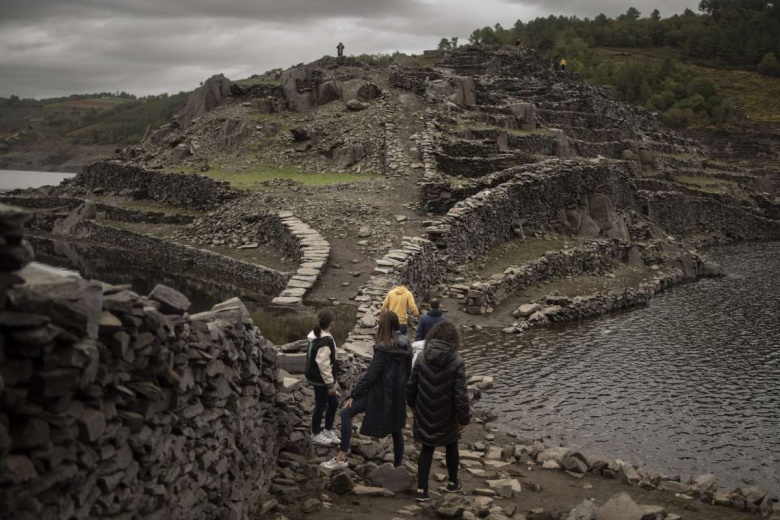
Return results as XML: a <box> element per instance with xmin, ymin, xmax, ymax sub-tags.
<box><xmin>407</xmin><ymin>320</ymin><xmax>470</xmax><ymax>501</ymax></box>
<box><xmin>321</xmin><ymin>310</ymin><xmax>412</xmax><ymax>471</ymax></box>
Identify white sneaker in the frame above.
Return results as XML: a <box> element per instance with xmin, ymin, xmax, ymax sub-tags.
<box><xmin>324</xmin><ymin>429</ymin><xmax>341</xmax><ymax>444</ymax></box>
<box><xmin>311</xmin><ymin>432</ymin><xmax>333</xmax><ymax>446</ymax></box>
<box><xmin>320</xmin><ymin>457</ymin><xmax>349</xmax><ymax>470</ymax></box>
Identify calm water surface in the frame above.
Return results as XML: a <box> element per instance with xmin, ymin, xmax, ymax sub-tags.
<box><xmin>0</xmin><ymin>169</ymin><xmax>74</xmax><ymax>191</ymax></box>
<box><xmin>461</xmin><ymin>242</ymin><xmax>780</xmax><ymax>493</ymax></box>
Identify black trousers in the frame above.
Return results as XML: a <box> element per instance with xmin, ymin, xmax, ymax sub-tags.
<box><xmin>311</xmin><ymin>385</ymin><xmax>338</xmax><ymax>434</ymax></box>
<box><xmin>417</xmin><ymin>442</ymin><xmax>459</xmax><ymax>491</ymax></box>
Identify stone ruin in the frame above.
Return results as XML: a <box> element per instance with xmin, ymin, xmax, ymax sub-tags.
<box><xmin>0</xmin><ymin>203</ymin><xmax>318</xmax><ymax>519</ymax></box>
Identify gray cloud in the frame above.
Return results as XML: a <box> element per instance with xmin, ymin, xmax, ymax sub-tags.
<box><xmin>0</xmin><ymin>0</ymin><xmax>700</xmax><ymax>99</ymax></box>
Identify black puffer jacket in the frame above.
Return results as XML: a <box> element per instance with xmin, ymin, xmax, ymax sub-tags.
<box><xmin>406</xmin><ymin>339</ymin><xmax>470</xmax><ymax>446</ymax></box>
<box><xmin>350</xmin><ymin>336</ymin><xmax>412</xmax><ymax>437</ymax></box>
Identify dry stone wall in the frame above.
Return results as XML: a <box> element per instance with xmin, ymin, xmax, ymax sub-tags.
<box><xmin>0</xmin><ymin>204</ymin><xmax>284</xmax><ymax>520</ymax></box>
<box><xmin>640</xmin><ymin>191</ymin><xmax>780</xmax><ymax>241</ymax></box>
<box><xmin>425</xmin><ymin>160</ymin><xmax>636</xmax><ymax>265</ymax></box>
<box><xmin>0</xmin><ymin>195</ymin><xmax>194</xmax><ymax>226</ymax></box>
<box><xmin>75</xmin><ymin>161</ymin><xmax>235</xmax><ymax>210</ymax></box>
<box><xmin>48</xmin><ymin>217</ymin><xmax>290</xmax><ymax>298</ymax></box>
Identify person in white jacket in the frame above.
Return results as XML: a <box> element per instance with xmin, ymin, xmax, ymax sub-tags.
<box><xmin>305</xmin><ymin>309</ymin><xmax>340</xmax><ymax>445</ymax></box>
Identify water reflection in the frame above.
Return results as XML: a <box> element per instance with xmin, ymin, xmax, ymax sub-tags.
<box><xmin>461</xmin><ymin>242</ymin><xmax>780</xmax><ymax>493</ymax></box>
<box><xmin>29</xmin><ymin>236</ymin><xmax>355</xmax><ymax>345</ymax></box>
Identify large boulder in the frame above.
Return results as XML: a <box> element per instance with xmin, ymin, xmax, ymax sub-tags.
<box><xmin>429</xmin><ymin>76</ymin><xmax>476</xmax><ymax>106</ymax></box>
<box><xmin>217</xmin><ymin>118</ymin><xmax>250</xmax><ymax>150</ymax></box>
<box><xmin>333</xmin><ymin>143</ymin><xmax>366</xmax><ymax>168</ymax></box>
<box><xmin>341</xmin><ymin>79</ymin><xmax>381</xmax><ymax>103</ymax></box>
<box><xmin>509</xmin><ymin>103</ymin><xmax>537</xmax><ymax>130</ymax></box>
<box><xmin>177</xmin><ymin>74</ymin><xmax>232</xmax><ymax>125</ymax></box>
<box><xmin>368</xmin><ymin>463</ymin><xmax>412</xmax><ymax>492</ymax></box>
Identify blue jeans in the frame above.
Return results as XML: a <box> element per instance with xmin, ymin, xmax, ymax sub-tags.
<box><xmin>398</xmin><ymin>324</ymin><xmax>408</xmax><ymax>336</ymax></box>
<box><xmin>340</xmin><ymin>395</ymin><xmax>405</xmax><ymax>466</ymax></box>
<box><xmin>312</xmin><ymin>385</ymin><xmax>338</xmax><ymax>434</ymax></box>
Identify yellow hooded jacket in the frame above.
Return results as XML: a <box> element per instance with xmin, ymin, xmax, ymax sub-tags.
<box><xmin>381</xmin><ymin>286</ymin><xmax>419</xmax><ymax>325</ymax></box>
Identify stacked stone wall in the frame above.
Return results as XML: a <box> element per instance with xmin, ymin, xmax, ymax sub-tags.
<box><xmin>0</xmin><ymin>195</ymin><xmax>194</xmax><ymax>226</ymax></box>
<box><xmin>436</xmin><ymin>153</ymin><xmax>528</xmax><ymax>178</ymax></box>
<box><xmin>425</xmin><ymin>161</ymin><xmax>636</xmax><ymax>265</ymax></box>
<box><xmin>58</xmin><ymin>219</ymin><xmax>290</xmax><ymax>297</ymax></box>
<box><xmin>0</xmin><ymin>204</ymin><xmax>284</xmax><ymax>519</ymax></box>
<box><xmin>75</xmin><ymin>161</ymin><xmax>235</xmax><ymax>210</ymax></box>
<box><xmin>388</xmin><ymin>69</ymin><xmax>442</xmax><ymax>94</ymax></box>
<box><xmin>639</xmin><ymin>191</ymin><xmax>780</xmax><ymax>241</ymax></box>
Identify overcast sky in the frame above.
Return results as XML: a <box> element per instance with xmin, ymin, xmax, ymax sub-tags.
<box><xmin>0</xmin><ymin>0</ymin><xmax>700</xmax><ymax>99</ymax></box>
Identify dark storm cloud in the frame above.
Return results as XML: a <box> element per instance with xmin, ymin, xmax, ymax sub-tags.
<box><xmin>505</xmin><ymin>0</ymin><xmax>701</xmax><ymax>18</ymax></box>
<box><xmin>0</xmin><ymin>0</ymin><xmax>700</xmax><ymax>99</ymax></box>
<box><xmin>0</xmin><ymin>0</ymin><xmax>421</xmax><ymax>25</ymax></box>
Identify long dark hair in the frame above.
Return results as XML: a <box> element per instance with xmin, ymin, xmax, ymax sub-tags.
<box><xmin>376</xmin><ymin>310</ymin><xmax>400</xmax><ymax>347</ymax></box>
<box><xmin>426</xmin><ymin>320</ymin><xmax>460</xmax><ymax>348</ymax></box>
<box><xmin>313</xmin><ymin>308</ymin><xmax>335</xmax><ymax>338</ymax></box>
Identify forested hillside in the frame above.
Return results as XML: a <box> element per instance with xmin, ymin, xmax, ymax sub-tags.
<box><xmin>0</xmin><ymin>91</ymin><xmax>188</xmax><ymax>146</ymax></box>
<box><xmin>454</xmin><ymin>1</ymin><xmax>780</xmax><ymax>127</ymax></box>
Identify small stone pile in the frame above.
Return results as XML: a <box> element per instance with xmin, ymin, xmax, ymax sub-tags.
<box><xmin>0</xmin><ymin>204</ymin><xmax>34</xmax><ymax>305</ymax></box>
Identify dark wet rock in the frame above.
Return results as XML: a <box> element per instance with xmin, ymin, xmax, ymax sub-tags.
<box><xmin>148</xmin><ymin>284</ymin><xmax>191</xmax><ymax>315</ymax></box>
<box><xmin>368</xmin><ymin>463</ymin><xmax>412</xmax><ymax>493</ymax></box>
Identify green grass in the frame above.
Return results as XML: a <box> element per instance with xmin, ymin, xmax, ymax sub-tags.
<box><xmin>174</xmin><ymin>164</ymin><xmax>377</xmax><ymax>190</ymax></box>
<box><xmin>476</xmin><ymin>237</ymin><xmax>585</xmax><ymax>276</ymax></box>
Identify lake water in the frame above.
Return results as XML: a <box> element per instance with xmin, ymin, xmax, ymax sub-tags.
<box><xmin>460</xmin><ymin>242</ymin><xmax>780</xmax><ymax>493</ymax></box>
<box><xmin>0</xmin><ymin>169</ymin><xmax>75</xmax><ymax>191</ymax></box>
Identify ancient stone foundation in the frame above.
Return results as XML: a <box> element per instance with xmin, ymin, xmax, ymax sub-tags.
<box><xmin>75</xmin><ymin>161</ymin><xmax>235</xmax><ymax>210</ymax></box>
<box><xmin>0</xmin><ymin>204</ymin><xmax>284</xmax><ymax>520</ymax></box>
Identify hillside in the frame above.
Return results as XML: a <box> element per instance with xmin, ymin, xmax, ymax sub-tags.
<box><xmin>0</xmin><ymin>92</ymin><xmax>187</xmax><ymax>172</ymax></box>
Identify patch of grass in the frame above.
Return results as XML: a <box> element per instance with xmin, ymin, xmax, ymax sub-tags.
<box><xmin>174</xmin><ymin>164</ymin><xmax>377</xmax><ymax>190</ymax></box>
<box><xmin>475</xmin><ymin>237</ymin><xmax>586</xmax><ymax>277</ymax></box>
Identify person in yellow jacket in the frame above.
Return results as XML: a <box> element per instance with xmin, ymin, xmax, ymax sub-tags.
<box><xmin>380</xmin><ymin>279</ymin><xmax>420</xmax><ymax>336</ymax></box>
<box><xmin>560</xmin><ymin>57</ymin><xmax>567</xmax><ymax>72</ymax></box>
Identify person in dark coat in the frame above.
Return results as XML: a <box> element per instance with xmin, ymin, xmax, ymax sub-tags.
<box><xmin>321</xmin><ymin>310</ymin><xmax>412</xmax><ymax>470</ymax></box>
<box><xmin>407</xmin><ymin>320</ymin><xmax>470</xmax><ymax>501</ymax></box>
<box><xmin>414</xmin><ymin>298</ymin><xmax>447</xmax><ymax>342</ymax></box>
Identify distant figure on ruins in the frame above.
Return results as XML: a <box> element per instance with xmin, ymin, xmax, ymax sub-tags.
<box><xmin>337</xmin><ymin>42</ymin><xmax>345</xmax><ymax>58</ymax></box>
<box><xmin>380</xmin><ymin>278</ymin><xmax>420</xmax><ymax>336</ymax></box>
<box><xmin>321</xmin><ymin>311</ymin><xmax>412</xmax><ymax>471</ymax></box>
<box><xmin>415</xmin><ymin>298</ymin><xmax>447</xmax><ymax>342</ymax></box>
<box><xmin>305</xmin><ymin>309</ymin><xmax>341</xmax><ymax>447</ymax></box>
<box><xmin>560</xmin><ymin>56</ymin><xmax>567</xmax><ymax>72</ymax></box>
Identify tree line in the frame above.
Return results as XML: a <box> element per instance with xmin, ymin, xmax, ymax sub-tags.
<box><xmin>463</xmin><ymin>1</ymin><xmax>780</xmax><ymax>75</ymax></box>
<box><xmin>448</xmin><ymin>1</ymin><xmax>779</xmax><ymax>127</ymax></box>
